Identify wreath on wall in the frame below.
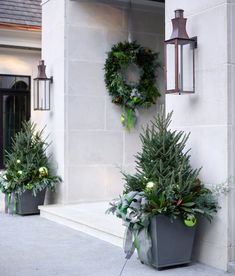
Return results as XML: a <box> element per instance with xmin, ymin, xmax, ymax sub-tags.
<box><xmin>104</xmin><ymin>41</ymin><xmax>161</xmax><ymax>130</ymax></box>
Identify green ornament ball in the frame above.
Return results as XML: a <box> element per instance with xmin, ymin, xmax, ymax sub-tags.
<box><xmin>39</xmin><ymin>167</ymin><xmax>48</xmax><ymax>177</ymax></box>
<box><xmin>17</xmin><ymin>170</ymin><xmax>23</xmax><ymax>177</ymax></box>
<box><xmin>26</xmin><ymin>183</ymin><xmax>32</xmax><ymax>190</ymax></box>
<box><xmin>184</xmin><ymin>215</ymin><xmax>197</xmax><ymax>227</ymax></box>
<box><xmin>132</xmin><ymin>97</ymin><xmax>138</xmax><ymax>103</ymax></box>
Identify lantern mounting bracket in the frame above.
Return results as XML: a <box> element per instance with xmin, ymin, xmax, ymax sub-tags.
<box><xmin>190</xmin><ymin>36</ymin><xmax>197</xmax><ymax>49</ymax></box>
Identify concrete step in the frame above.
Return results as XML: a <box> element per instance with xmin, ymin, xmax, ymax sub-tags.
<box><xmin>39</xmin><ymin>201</ymin><xmax>125</xmax><ymax>247</ymax></box>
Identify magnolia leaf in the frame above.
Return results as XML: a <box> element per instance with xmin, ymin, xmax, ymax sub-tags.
<box><xmin>181</xmin><ymin>202</ymin><xmax>195</xmax><ymax>207</ymax></box>
<box><xmin>181</xmin><ymin>207</ymin><xmax>192</xmax><ymax>213</ymax></box>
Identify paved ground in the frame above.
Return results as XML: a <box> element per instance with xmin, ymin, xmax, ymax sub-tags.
<box><xmin>0</xmin><ymin>213</ymin><xmax>229</xmax><ymax>276</ymax></box>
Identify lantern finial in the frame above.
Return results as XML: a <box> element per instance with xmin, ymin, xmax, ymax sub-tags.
<box><xmin>170</xmin><ymin>9</ymin><xmax>189</xmax><ymax>40</ymax></box>
<box><xmin>37</xmin><ymin>60</ymin><xmax>48</xmax><ymax>79</ymax></box>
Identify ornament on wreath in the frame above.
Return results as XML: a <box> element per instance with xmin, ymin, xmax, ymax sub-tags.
<box><xmin>104</xmin><ymin>41</ymin><xmax>161</xmax><ymax>130</ymax></box>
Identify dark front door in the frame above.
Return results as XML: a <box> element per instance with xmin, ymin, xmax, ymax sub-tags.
<box><xmin>0</xmin><ymin>75</ymin><xmax>30</xmax><ymax>169</ymax></box>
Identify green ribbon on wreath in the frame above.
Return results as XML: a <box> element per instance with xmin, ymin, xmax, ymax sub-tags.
<box><xmin>121</xmin><ymin>108</ymin><xmax>139</xmax><ymax>131</ymax></box>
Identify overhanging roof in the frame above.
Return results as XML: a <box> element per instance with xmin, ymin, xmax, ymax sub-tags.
<box><xmin>0</xmin><ymin>0</ymin><xmax>41</xmax><ymax>30</ymax></box>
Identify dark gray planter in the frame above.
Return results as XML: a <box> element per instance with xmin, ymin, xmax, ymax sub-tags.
<box><xmin>150</xmin><ymin>215</ymin><xmax>196</xmax><ymax>269</ymax></box>
<box><xmin>16</xmin><ymin>190</ymin><xmax>46</xmax><ymax>215</ymax></box>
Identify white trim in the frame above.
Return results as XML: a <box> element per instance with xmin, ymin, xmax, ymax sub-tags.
<box><xmin>0</xmin><ymin>44</ymin><xmax>41</xmax><ymax>51</ymax></box>
<box><xmin>0</xmin><ymin>29</ymin><xmax>41</xmax><ymax>49</ymax></box>
<box><xmin>70</xmin><ymin>0</ymin><xmax>165</xmax><ymax>9</ymax></box>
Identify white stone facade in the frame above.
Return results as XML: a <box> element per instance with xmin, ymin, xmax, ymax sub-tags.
<box><xmin>42</xmin><ymin>0</ymin><xmax>165</xmax><ymax>204</ymax></box>
<box><xmin>40</xmin><ymin>0</ymin><xmax>235</xmax><ymax>272</ymax></box>
<box><xmin>165</xmin><ymin>0</ymin><xmax>235</xmax><ymax>271</ymax></box>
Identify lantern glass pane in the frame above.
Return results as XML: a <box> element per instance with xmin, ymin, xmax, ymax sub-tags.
<box><xmin>166</xmin><ymin>43</ymin><xmax>176</xmax><ymax>91</ymax></box>
<box><xmin>34</xmin><ymin>79</ymin><xmax>39</xmax><ymax>109</ymax></box>
<box><xmin>34</xmin><ymin>79</ymin><xmax>50</xmax><ymax>110</ymax></box>
<box><xmin>178</xmin><ymin>41</ymin><xmax>194</xmax><ymax>93</ymax></box>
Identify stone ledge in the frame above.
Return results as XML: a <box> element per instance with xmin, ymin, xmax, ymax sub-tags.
<box><xmin>39</xmin><ymin>201</ymin><xmax>125</xmax><ymax>247</ymax></box>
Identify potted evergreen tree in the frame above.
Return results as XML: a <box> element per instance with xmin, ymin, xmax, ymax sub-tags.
<box><xmin>0</xmin><ymin>121</ymin><xmax>61</xmax><ymax>215</ymax></box>
<box><xmin>107</xmin><ymin>111</ymin><xmax>224</xmax><ymax>269</ymax></box>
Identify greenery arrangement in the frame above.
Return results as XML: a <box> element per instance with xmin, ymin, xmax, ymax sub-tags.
<box><xmin>0</xmin><ymin>121</ymin><xmax>61</xmax><ymax>211</ymax></box>
<box><xmin>104</xmin><ymin>41</ymin><xmax>161</xmax><ymax>130</ymax></box>
<box><xmin>108</xmin><ymin>110</ymin><xmax>225</xmax><ymax>260</ymax></box>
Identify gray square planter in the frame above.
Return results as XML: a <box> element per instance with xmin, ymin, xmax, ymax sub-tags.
<box><xmin>16</xmin><ymin>190</ymin><xmax>46</xmax><ymax>215</ymax></box>
<box><xmin>150</xmin><ymin>215</ymin><xmax>196</xmax><ymax>269</ymax></box>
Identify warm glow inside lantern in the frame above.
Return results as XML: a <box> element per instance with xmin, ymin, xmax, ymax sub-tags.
<box><xmin>34</xmin><ymin>60</ymin><xmax>53</xmax><ymax>110</ymax></box>
<box><xmin>165</xmin><ymin>9</ymin><xmax>197</xmax><ymax>94</ymax></box>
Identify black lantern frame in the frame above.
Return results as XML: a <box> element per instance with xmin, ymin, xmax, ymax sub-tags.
<box><xmin>34</xmin><ymin>60</ymin><xmax>53</xmax><ymax>111</ymax></box>
<box><xmin>165</xmin><ymin>9</ymin><xmax>197</xmax><ymax>95</ymax></box>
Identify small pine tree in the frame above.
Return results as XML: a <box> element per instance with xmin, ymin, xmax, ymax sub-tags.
<box><xmin>6</xmin><ymin>121</ymin><xmax>48</xmax><ymax>173</ymax></box>
<box><xmin>123</xmin><ymin>111</ymin><xmax>219</xmax><ymax>221</ymax></box>
<box><xmin>124</xmin><ymin>111</ymin><xmax>199</xmax><ymax>193</ymax></box>
<box><xmin>0</xmin><ymin>121</ymin><xmax>60</xmax><ymax>196</ymax></box>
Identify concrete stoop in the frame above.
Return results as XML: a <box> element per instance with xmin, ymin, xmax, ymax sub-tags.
<box><xmin>39</xmin><ymin>201</ymin><xmax>125</xmax><ymax>247</ymax></box>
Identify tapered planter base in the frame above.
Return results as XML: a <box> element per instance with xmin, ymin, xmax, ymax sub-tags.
<box><xmin>150</xmin><ymin>215</ymin><xmax>196</xmax><ymax>269</ymax></box>
<box><xmin>16</xmin><ymin>190</ymin><xmax>46</xmax><ymax>215</ymax></box>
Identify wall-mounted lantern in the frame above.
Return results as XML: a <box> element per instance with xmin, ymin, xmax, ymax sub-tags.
<box><xmin>165</xmin><ymin>9</ymin><xmax>197</xmax><ymax>94</ymax></box>
<box><xmin>34</xmin><ymin>60</ymin><xmax>53</xmax><ymax>110</ymax></box>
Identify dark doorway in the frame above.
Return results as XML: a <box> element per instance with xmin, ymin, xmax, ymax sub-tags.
<box><xmin>0</xmin><ymin>75</ymin><xmax>31</xmax><ymax>168</ymax></box>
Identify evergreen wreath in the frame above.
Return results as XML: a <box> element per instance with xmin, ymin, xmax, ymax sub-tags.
<box><xmin>104</xmin><ymin>41</ymin><xmax>161</xmax><ymax>130</ymax></box>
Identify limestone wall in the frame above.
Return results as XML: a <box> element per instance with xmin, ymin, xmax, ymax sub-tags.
<box><xmin>227</xmin><ymin>0</ymin><xmax>235</xmax><ymax>271</ymax></box>
<box><xmin>64</xmin><ymin>0</ymin><xmax>165</xmax><ymax>203</ymax></box>
<box><xmin>165</xmin><ymin>0</ymin><xmax>230</xmax><ymax>270</ymax></box>
<box><xmin>41</xmin><ymin>0</ymin><xmax>66</xmax><ymax>204</ymax></box>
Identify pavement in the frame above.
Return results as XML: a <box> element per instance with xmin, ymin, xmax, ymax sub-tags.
<box><xmin>0</xmin><ymin>213</ymin><xmax>229</xmax><ymax>276</ymax></box>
